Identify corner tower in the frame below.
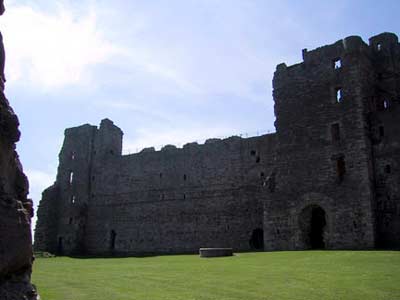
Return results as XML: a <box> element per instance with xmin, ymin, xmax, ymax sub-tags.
<box><xmin>368</xmin><ymin>33</ymin><xmax>400</xmax><ymax>248</ymax></box>
<box><xmin>266</xmin><ymin>35</ymin><xmax>378</xmax><ymax>250</ymax></box>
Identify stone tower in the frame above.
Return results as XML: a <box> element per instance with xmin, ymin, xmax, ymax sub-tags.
<box><xmin>368</xmin><ymin>33</ymin><xmax>400</xmax><ymax>248</ymax></box>
<box><xmin>34</xmin><ymin>119</ymin><xmax>123</xmax><ymax>255</ymax></box>
<box><xmin>265</xmin><ymin>32</ymin><xmax>400</xmax><ymax>250</ymax></box>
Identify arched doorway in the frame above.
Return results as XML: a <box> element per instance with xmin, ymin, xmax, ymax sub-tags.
<box><xmin>249</xmin><ymin>228</ymin><xmax>264</xmax><ymax>250</ymax></box>
<box><xmin>299</xmin><ymin>205</ymin><xmax>327</xmax><ymax>249</ymax></box>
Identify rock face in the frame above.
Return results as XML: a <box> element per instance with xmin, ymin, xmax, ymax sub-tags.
<box><xmin>0</xmin><ymin>92</ymin><xmax>37</xmax><ymax>299</ymax></box>
<box><xmin>35</xmin><ymin>32</ymin><xmax>400</xmax><ymax>256</ymax></box>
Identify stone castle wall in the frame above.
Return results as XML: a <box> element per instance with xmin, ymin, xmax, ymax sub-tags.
<box><xmin>35</xmin><ymin>32</ymin><xmax>400</xmax><ymax>255</ymax></box>
<box><xmin>35</xmin><ymin>119</ymin><xmax>276</xmax><ymax>255</ymax></box>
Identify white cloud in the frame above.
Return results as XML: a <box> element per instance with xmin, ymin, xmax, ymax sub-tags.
<box><xmin>26</xmin><ymin>169</ymin><xmax>55</xmax><ymax>202</ymax></box>
<box><xmin>0</xmin><ymin>3</ymin><xmax>120</xmax><ymax>90</ymax></box>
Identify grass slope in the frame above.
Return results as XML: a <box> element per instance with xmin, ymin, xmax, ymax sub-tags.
<box><xmin>33</xmin><ymin>251</ymin><xmax>400</xmax><ymax>300</ymax></box>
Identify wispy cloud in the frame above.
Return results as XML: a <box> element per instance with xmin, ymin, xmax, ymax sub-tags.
<box><xmin>1</xmin><ymin>3</ymin><xmax>120</xmax><ymax>90</ymax></box>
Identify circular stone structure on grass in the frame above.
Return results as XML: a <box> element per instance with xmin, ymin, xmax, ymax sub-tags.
<box><xmin>199</xmin><ymin>248</ymin><xmax>233</xmax><ymax>258</ymax></box>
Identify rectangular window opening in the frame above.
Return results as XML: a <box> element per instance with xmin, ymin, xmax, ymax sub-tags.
<box><xmin>377</xmin><ymin>43</ymin><xmax>382</xmax><ymax>51</ymax></box>
<box><xmin>336</xmin><ymin>157</ymin><xmax>346</xmax><ymax>181</ymax></box>
<box><xmin>331</xmin><ymin>123</ymin><xmax>340</xmax><ymax>142</ymax></box>
<box><xmin>333</xmin><ymin>58</ymin><xmax>342</xmax><ymax>69</ymax></box>
<box><xmin>379</xmin><ymin>126</ymin><xmax>385</xmax><ymax>137</ymax></box>
<box><xmin>71</xmin><ymin>195</ymin><xmax>76</xmax><ymax>204</ymax></box>
<box><xmin>385</xmin><ymin>165</ymin><xmax>391</xmax><ymax>174</ymax></box>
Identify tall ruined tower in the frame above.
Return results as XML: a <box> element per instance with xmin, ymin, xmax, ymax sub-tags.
<box><xmin>34</xmin><ymin>119</ymin><xmax>123</xmax><ymax>255</ymax></box>
<box><xmin>368</xmin><ymin>33</ymin><xmax>400</xmax><ymax>248</ymax></box>
<box><xmin>266</xmin><ymin>32</ymin><xmax>400</xmax><ymax>250</ymax></box>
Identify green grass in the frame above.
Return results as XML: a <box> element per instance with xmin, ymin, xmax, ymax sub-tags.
<box><xmin>33</xmin><ymin>251</ymin><xmax>400</xmax><ymax>300</ymax></box>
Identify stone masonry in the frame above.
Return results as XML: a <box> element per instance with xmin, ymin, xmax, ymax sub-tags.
<box><xmin>35</xmin><ymin>32</ymin><xmax>400</xmax><ymax>255</ymax></box>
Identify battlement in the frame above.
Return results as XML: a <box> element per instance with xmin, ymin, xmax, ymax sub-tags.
<box><xmin>124</xmin><ymin>132</ymin><xmax>276</xmax><ymax>158</ymax></box>
<box><xmin>275</xmin><ymin>33</ymin><xmax>399</xmax><ymax>80</ymax></box>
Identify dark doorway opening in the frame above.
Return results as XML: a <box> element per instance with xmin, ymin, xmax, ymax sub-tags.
<box><xmin>299</xmin><ymin>205</ymin><xmax>327</xmax><ymax>249</ymax></box>
<box><xmin>110</xmin><ymin>230</ymin><xmax>116</xmax><ymax>251</ymax></box>
<box><xmin>310</xmin><ymin>207</ymin><xmax>326</xmax><ymax>249</ymax></box>
<box><xmin>57</xmin><ymin>237</ymin><xmax>64</xmax><ymax>255</ymax></box>
<box><xmin>249</xmin><ymin>228</ymin><xmax>264</xmax><ymax>250</ymax></box>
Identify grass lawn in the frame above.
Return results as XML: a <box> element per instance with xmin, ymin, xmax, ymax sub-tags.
<box><xmin>33</xmin><ymin>251</ymin><xmax>400</xmax><ymax>300</ymax></box>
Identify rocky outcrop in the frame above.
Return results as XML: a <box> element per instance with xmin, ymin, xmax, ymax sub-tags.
<box><xmin>0</xmin><ymin>82</ymin><xmax>37</xmax><ymax>300</ymax></box>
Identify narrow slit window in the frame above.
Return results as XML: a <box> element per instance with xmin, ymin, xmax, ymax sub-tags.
<box><xmin>71</xmin><ymin>151</ymin><xmax>75</xmax><ymax>160</ymax></box>
<box><xmin>377</xmin><ymin>43</ymin><xmax>382</xmax><ymax>51</ymax></box>
<box><xmin>331</xmin><ymin>123</ymin><xmax>340</xmax><ymax>142</ymax></box>
<box><xmin>256</xmin><ymin>156</ymin><xmax>261</xmax><ymax>163</ymax></box>
<box><xmin>336</xmin><ymin>157</ymin><xmax>346</xmax><ymax>181</ymax></box>
<box><xmin>385</xmin><ymin>165</ymin><xmax>391</xmax><ymax>174</ymax></box>
<box><xmin>379</xmin><ymin>126</ymin><xmax>385</xmax><ymax>137</ymax></box>
<box><xmin>71</xmin><ymin>195</ymin><xmax>76</xmax><ymax>204</ymax></box>
<box><xmin>183</xmin><ymin>194</ymin><xmax>186</xmax><ymax>200</ymax></box>
<box><xmin>110</xmin><ymin>230</ymin><xmax>116</xmax><ymax>250</ymax></box>
<box><xmin>69</xmin><ymin>172</ymin><xmax>74</xmax><ymax>185</ymax></box>
<box><xmin>383</xmin><ymin>100</ymin><xmax>389</xmax><ymax>109</ymax></box>
<box><xmin>333</xmin><ymin>58</ymin><xmax>342</xmax><ymax>69</ymax></box>
<box><xmin>336</xmin><ymin>88</ymin><xmax>342</xmax><ymax>103</ymax></box>
<box><xmin>183</xmin><ymin>174</ymin><xmax>187</xmax><ymax>181</ymax></box>
<box><xmin>69</xmin><ymin>217</ymin><xmax>73</xmax><ymax>225</ymax></box>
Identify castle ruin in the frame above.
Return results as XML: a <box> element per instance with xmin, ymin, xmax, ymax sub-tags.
<box><xmin>35</xmin><ymin>32</ymin><xmax>400</xmax><ymax>255</ymax></box>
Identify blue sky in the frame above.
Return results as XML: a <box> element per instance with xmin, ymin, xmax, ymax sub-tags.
<box><xmin>1</xmin><ymin>0</ymin><xmax>399</xmax><ymax>230</ymax></box>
